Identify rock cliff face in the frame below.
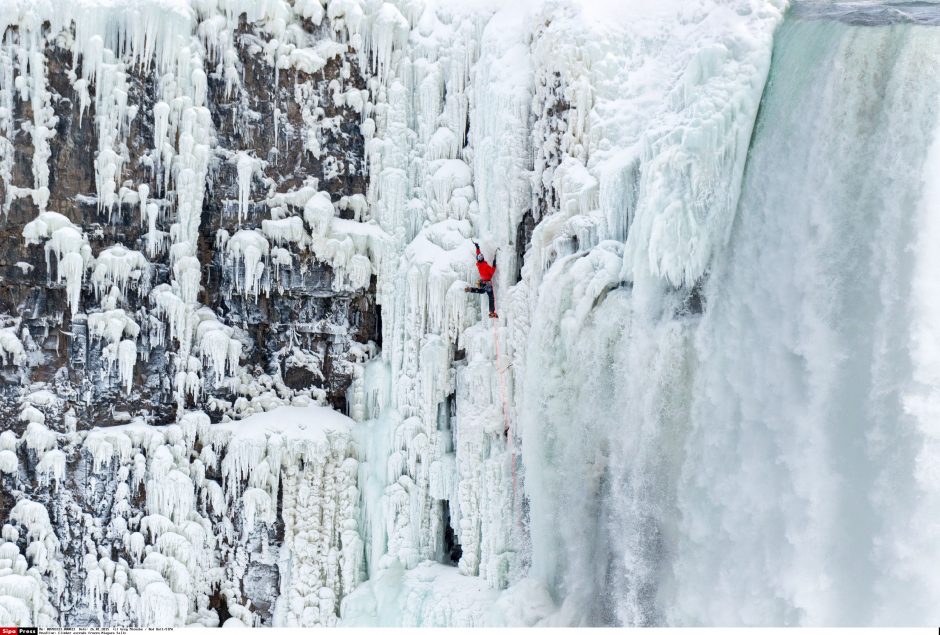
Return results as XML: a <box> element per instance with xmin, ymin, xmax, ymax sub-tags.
<box><xmin>0</xmin><ymin>6</ymin><xmax>383</xmax><ymax>626</ymax></box>
<box><xmin>0</xmin><ymin>10</ymin><xmax>378</xmax><ymax>435</ymax></box>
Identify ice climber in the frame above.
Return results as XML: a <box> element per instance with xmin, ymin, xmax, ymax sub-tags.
<box><xmin>465</xmin><ymin>241</ymin><xmax>498</xmax><ymax>318</ymax></box>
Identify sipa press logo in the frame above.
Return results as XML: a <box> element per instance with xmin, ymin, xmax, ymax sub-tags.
<box><xmin>1</xmin><ymin>629</ymin><xmax>38</xmax><ymax>635</ymax></box>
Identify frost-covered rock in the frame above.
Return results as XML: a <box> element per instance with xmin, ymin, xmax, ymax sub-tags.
<box><xmin>0</xmin><ymin>0</ymin><xmax>378</xmax><ymax>427</ymax></box>
<box><xmin>0</xmin><ymin>405</ymin><xmax>360</xmax><ymax>627</ymax></box>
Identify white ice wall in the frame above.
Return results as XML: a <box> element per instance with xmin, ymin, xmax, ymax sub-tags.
<box><xmin>344</xmin><ymin>0</ymin><xmax>784</xmax><ymax>625</ymax></box>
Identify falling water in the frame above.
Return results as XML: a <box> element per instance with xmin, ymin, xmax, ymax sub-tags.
<box><xmin>522</xmin><ymin>5</ymin><xmax>940</xmax><ymax>626</ymax></box>
<box><xmin>670</xmin><ymin>13</ymin><xmax>940</xmax><ymax>625</ymax></box>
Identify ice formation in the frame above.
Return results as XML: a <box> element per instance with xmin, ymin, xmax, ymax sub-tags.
<box><xmin>91</xmin><ymin>245</ymin><xmax>149</xmax><ymax>299</ymax></box>
<box><xmin>22</xmin><ymin>212</ymin><xmax>94</xmax><ymax>314</ymax></box>
<box><xmin>4</xmin><ymin>0</ymin><xmax>940</xmax><ymax>629</ymax></box>
<box><xmin>234</xmin><ymin>152</ymin><xmax>260</xmax><ymax>226</ymax></box>
<box><xmin>1</xmin><ymin>406</ymin><xmax>360</xmax><ymax>626</ymax></box>
<box><xmin>0</xmin><ymin>327</ymin><xmax>25</xmax><ymax>365</ymax></box>
<box><xmin>226</xmin><ymin>230</ymin><xmax>270</xmax><ymax>299</ymax></box>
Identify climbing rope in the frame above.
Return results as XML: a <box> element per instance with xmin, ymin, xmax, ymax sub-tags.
<box><xmin>491</xmin><ymin>315</ymin><xmax>520</xmax><ymax>533</ymax></box>
<box><xmin>491</xmin><ymin>319</ymin><xmax>511</xmax><ymax>434</ymax></box>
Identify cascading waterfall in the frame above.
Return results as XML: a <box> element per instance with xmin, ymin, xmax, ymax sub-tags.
<box><xmin>521</xmin><ymin>5</ymin><xmax>940</xmax><ymax>627</ymax></box>
<box><xmin>671</xmin><ymin>13</ymin><xmax>940</xmax><ymax>626</ymax></box>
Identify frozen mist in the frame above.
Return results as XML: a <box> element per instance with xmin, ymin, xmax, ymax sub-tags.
<box><xmin>2</xmin><ymin>0</ymin><xmax>940</xmax><ymax>627</ymax></box>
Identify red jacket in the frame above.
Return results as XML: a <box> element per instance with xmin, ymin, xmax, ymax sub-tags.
<box><xmin>475</xmin><ymin>246</ymin><xmax>496</xmax><ymax>281</ymax></box>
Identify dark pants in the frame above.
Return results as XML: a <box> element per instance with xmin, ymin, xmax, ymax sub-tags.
<box><xmin>468</xmin><ymin>281</ymin><xmax>495</xmax><ymax>312</ymax></box>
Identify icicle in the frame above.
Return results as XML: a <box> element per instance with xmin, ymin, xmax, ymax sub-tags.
<box><xmin>91</xmin><ymin>244</ymin><xmax>149</xmax><ymax>299</ymax></box>
<box><xmin>234</xmin><ymin>152</ymin><xmax>258</xmax><ymax>226</ymax></box>
<box><xmin>226</xmin><ymin>230</ymin><xmax>270</xmax><ymax>299</ymax></box>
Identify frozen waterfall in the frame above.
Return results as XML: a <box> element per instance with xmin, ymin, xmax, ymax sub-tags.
<box><xmin>2</xmin><ymin>0</ymin><xmax>940</xmax><ymax>628</ymax></box>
